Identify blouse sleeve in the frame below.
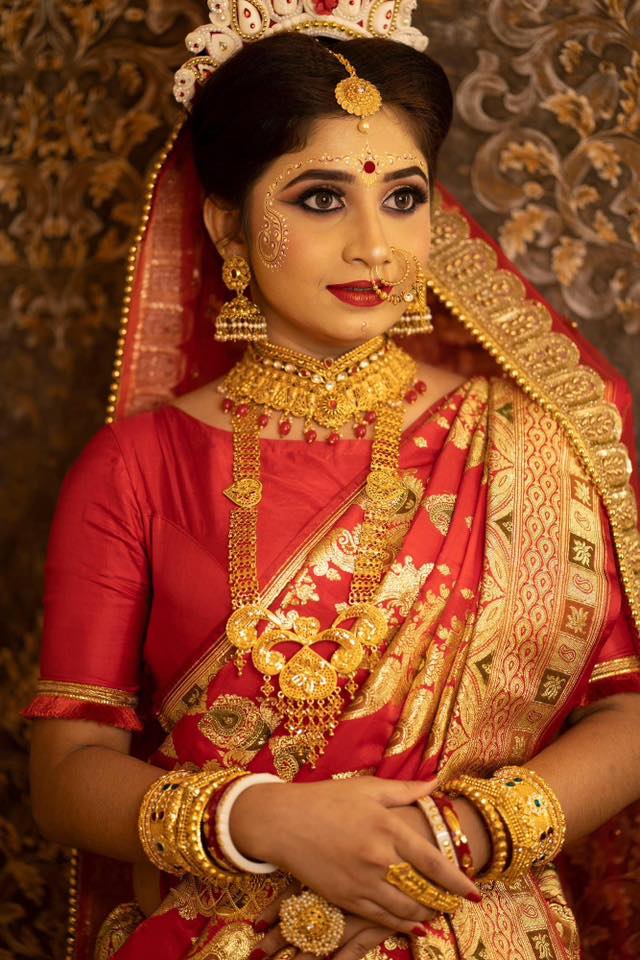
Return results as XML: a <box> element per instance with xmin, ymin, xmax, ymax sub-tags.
<box><xmin>22</xmin><ymin>424</ymin><xmax>151</xmax><ymax>731</ymax></box>
<box><xmin>582</xmin><ymin>601</ymin><xmax>640</xmax><ymax>704</ymax></box>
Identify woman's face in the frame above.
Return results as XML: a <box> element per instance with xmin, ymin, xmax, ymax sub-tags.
<box><xmin>225</xmin><ymin>108</ymin><xmax>431</xmax><ymax>357</ymax></box>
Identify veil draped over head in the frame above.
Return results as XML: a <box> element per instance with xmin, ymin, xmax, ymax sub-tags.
<box><xmin>76</xmin><ymin>9</ymin><xmax>640</xmax><ymax>958</ymax></box>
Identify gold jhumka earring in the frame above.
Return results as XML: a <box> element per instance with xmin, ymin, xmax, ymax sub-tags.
<box><xmin>371</xmin><ymin>249</ymin><xmax>433</xmax><ymax>337</ymax></box>
<box><xmin>215</xmin><ymin>255</ymin><xmax>267</xmax><ymax>342</ymax></box>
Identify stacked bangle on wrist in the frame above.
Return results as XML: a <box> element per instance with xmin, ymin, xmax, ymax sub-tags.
<box><xmin>138</xmin><ymin>767</ymin><xmax>283</xmax><ymax>884</ymax></box>
<box><xmin>444</xmin><ymin>778</ymin><xmax>509</xmax><ymax>882</ymax></box>
<box><xmin>415</xmin><ymin>795</ymin><xmax>457</xmax><ymax>866</ymax></box>
<box><xmin>441</xmin><ymin>765</ymin><xmax>565</xmax><ymax>885</ymax></box>
<box><xmin>431</xmin><ymin>792</ymin><xmax>475</xmax><ymax>877</ymax></box>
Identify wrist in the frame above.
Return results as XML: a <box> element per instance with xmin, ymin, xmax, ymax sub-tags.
<box><xmin>452</xmin><ymin>796</ymin><xmax>491</xmax><ymax>874</ymax></box>
<box><xmin>229</xmin><ymin>781</ymin><xmax>290</xmax><ymax>863</ymax></box>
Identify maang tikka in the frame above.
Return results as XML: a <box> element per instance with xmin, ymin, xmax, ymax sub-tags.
<box><xmin>215</xmin><ymin>255</ymin><xmax>267</xmax><ymax>342</ymax></box>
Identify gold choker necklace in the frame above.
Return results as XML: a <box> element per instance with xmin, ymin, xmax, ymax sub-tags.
<box><xmin>220</xmin><ymin>337</ymin><xmax>423</xmax><ymax>766</ymax></box>
<box><xmin>219</xmin><ymin>336</ymin><xmax>425</xmax><ymax>443</ymax></box>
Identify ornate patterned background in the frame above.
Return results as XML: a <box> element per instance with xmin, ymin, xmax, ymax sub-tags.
<box><xmin>1</xmin><ymin>1</ymin><xmax>638</xmax><ymax>956</ymax></box>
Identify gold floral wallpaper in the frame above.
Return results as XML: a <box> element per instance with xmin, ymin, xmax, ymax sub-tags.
<box><xmin>1</xmin><ymin>1</ymin><xmax>638</xmax><ymax>957</ymax></box>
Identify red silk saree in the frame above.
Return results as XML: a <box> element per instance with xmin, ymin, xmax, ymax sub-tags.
<box><xmin>23</xmin><ymin>117</ymin><xmax>640</xmax><ymax>960</ymax></box>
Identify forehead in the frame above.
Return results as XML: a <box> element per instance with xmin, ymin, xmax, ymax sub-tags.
<box><xmin>258</xmin><ymin>107</ymin><xmax>427</xmax><ymax>187</ymax></box>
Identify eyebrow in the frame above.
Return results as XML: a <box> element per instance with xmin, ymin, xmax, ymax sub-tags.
<box><xmin>283</xmin><ymin>164</ymin><xmax>429</xmax><ymax>190</ymax></box>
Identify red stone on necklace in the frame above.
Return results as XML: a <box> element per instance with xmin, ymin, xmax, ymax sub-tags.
<box><xmin>258</xmin><ymin>412</ymin><xmax>270</xmax><ymax>428</ymax></box>
<box><xmin>304</xmin><ymin>429</ymin><xmax>317</xmax><ymax>444</ymax></box>
<box><xmin>236</xmin><ymin>403</ymin><xmax>249</xmax><ymax>417</ymax></box>
<box><xmin>278</xmin><ymin>419</ymin><xmax>292</xmax><ymax>436</ymax></box>
<box><xmin>222</xmin><ymin>397</ymin><xmax>234</xmax><ymax>413</ymax></box>
<box><xmin>327</xmin><ymin>432</ymin><xmax>340</xmax><ymax>445</ymax></box>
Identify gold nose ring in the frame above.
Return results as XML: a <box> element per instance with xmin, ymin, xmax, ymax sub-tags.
<box><xmin>372</xmin><ymin>246</ymin><xmax>411</xmax><ymax>288</ymax></box>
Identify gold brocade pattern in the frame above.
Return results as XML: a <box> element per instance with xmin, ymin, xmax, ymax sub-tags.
<box><xmin>94</xmin><ymin>903</ymin><xmax>145</xmax><ymax>959</ymax></box>
<box><xmin>7</xmin><ymin>4</ymin><xmax>638</xmax><ymax>959</ymax></box>
<box><xmin>426</xmin><ymin>193</ymin><xmax>640</xmax><ymax>635</ymax></box>
<box><xmin>185</xmin><ymin>920</ymin><xmax>259</xmax><ymax>959</ymax></box>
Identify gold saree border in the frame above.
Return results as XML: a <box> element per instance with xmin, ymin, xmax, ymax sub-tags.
<box><xmin>104</xmin><ymin>115</ymin><xmax>186</xmax><ymax>426</ymax></box>
<box><xmin>589</xmin><ymin>655</ymin><xmax>640</xmax><ymax>683</ymax></box>
<box><xmin>36</xmin><ymin>679</ymin><xmax>138</xmax><ymax>708</ymax></box>
<box><xmin>425</xmin><ymin>192</ymin><xmax>640</xmax><ymax>636</ymax></box>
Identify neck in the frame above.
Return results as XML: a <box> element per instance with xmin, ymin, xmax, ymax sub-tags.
<box><xmin>262</xmin><ymin>323</ymin><xmax>380</xmax><ymax>362</ymax></box>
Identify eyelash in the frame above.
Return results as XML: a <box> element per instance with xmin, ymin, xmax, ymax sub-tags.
<box><xmin>295</xmin><ymin>185</ymin><xmax>428</xmax><ymax>214</ymax></box>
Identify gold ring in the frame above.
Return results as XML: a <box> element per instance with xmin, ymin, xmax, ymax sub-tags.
<box><xmin>385</xmin><ymin>862</ymin><xmax>462</xmax><ymax>915</ymax></box>
<box><xmin>279</xmin><ymin>890</ymin><xmax>345</xmax><ymax>956</ymax></box>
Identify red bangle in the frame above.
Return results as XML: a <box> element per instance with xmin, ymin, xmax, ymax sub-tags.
<box><xmin>433</xmin><ymin>791</ymin><xmax>475</xmax><ymax>877</ymax></box>
<box><xmin>202</xmin><ymin>781</ymin><xmax>238</xmax><ymax>872</ymax></box>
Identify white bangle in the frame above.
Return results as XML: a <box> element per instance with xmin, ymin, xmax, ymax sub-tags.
<box><xmin>416</xmin><ymin>795</ymin><xmax>458</xmax><ymax>866</ymax></box>
<box><xmin>215</xmin><ymin>772</ymin><xmax>283</xmax><ymax>873</ymax></box>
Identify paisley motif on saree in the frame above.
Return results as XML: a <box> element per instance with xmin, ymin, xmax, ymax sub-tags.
<box><xmin>110</xmin><ymin>376</ymin><xmax>617</xmax><ymax>960</ymax></box>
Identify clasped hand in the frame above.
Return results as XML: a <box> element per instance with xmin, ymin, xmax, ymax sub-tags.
<box><xmin>230</xmin><ymin>776</ymin><xmax>481</xmax><ymax>960</ymax></box>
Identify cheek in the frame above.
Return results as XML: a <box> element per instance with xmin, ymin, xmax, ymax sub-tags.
<box><xmin>254</xmin><ymin>199</ymin><xmax>289</xmax><ymax>271</ymax></box>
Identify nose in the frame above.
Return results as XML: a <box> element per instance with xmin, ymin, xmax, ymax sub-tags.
<box><xmin>342</xmin><ymin>202</ymin><xmax>393</xmax><ymax>271</ymax></box>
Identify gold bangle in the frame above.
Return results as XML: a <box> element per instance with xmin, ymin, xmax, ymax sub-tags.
<box><xmin>138</xmin><ymin>770</ymin><xmax>195</xmax><ymax>875</ymax></box>
<box><xmin>444</xmin><ymin>779</ymin><xmax>510</xmax><ymax>883</ymax></box>
<box><xmin>174</xmin><ymin>769</ymin><xmax>248</xmax><ymax>883</ymax></box>
<box><xmin>492</xmin><ymin>766</ymin><xmax>566</xmax><ymax>869</ymax></box>
<box><xmin>385</xmin><ymin>862</ymin><xmax>462</xmax><ymax>914</ymax></box>
<box><xmin>415</xmin><ymin>796</ymin><xmax>457</xmax><ymax>866</ymax></box>
<box><xmin>444</xmin><ymin>767</ymin><xmax>566</xmax><ymax>884</ymax></box>
<box><xmin>138</xmin><ymin>767</ymin><xmax>250</xmax><ymax>883</ymax></box>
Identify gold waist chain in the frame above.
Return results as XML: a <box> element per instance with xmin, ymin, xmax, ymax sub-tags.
<box><xmin>222</xmin><ymin>337</ymin><xmax>417</xmax><ymax>766</ymax></box>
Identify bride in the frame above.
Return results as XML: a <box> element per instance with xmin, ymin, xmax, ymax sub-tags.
<box><xmin>24</xmin><ymin>3</ymin><xmax>640</xmax><ymax>959</ymax></box>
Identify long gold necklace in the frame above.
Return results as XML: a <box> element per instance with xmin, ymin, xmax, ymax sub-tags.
<box><xmin>221</xmin><ymin>336</ymin><xmax>422</xmax><ymax>766</ymax></box>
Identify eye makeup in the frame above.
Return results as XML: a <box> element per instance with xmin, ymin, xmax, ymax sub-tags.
<box><xmin>255</xmin><ymin>150</ymin><xmax>429</xmax><ymax>270</ymax></box>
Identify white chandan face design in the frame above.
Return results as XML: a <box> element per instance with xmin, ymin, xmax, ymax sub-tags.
<box><xmin>246</xmin><ymin>108</ymin><xmax>432</xmax><ymax>355</ymax></box>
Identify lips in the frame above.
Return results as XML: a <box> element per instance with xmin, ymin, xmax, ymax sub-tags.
<box><xmin>326</xmin><ymin>279</ymin><xmax>391</xmax><ymax>308</ymax></box>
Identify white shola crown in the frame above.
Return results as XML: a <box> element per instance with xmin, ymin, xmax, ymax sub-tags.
<box><xmin>174</xmin><ymin>0</ymin><xmax>429</xmax><ymax>108</ymax></box>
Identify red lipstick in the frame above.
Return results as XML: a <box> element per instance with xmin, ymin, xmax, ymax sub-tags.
<box><xmin>326</xmin><ymin>279</ymin><xmax>390</xmax><ymax>308</ymax></box>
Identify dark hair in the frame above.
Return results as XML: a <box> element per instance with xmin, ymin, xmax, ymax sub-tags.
<box><xmin>190</xmin><ymin>32</ymin><xmax>453</xmax><ymax>209</ymax></box>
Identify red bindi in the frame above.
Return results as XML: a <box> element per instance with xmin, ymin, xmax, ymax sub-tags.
<box><xmin>363</xmin><ymin>160</ymin><xmax>376</xmax><ymax>174</ymax></box>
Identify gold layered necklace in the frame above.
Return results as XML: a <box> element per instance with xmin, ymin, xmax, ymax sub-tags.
<box><xmin>220</xmin><ymin>336</ymin><xmax>423</xmax><ymax>766</ymax></box>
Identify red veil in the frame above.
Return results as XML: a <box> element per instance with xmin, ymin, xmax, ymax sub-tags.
<box><xmin>69</xmin><ymin>103</ymin><xmax>640</xmax><ymax>957</ymax></box>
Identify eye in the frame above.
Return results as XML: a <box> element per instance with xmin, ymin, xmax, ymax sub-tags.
<box><xmin>298</xmin><ymin>188</ymin><xmax>345</xmax><ymax>212</ymax></box>
<box><xmin>383</xmin><ymin>186</ymin><xmax>428</xmax><ymax>213</ymax></box>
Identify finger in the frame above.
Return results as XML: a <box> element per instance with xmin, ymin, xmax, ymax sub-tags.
<box><xmin>273</xmin><ymin>949</ymin><xmax>298</xmax><ymax>960</ymax></box>
<box><xmin>351</xmin><ymin>896</ymin><xmax>435</xmax><ymax>937</ymax></box>
<box><xmin>372</xmin><ymin>777</ymin><xmax>440</xmax><ymax>808</ymax></box>
<box><xmin>292</xmin><ymin>915</ymin><xmax>380</xmax><ymax>960</ymax></box>
<box><xmin>249</xmin><ymin>924</ymin><xmax>288</xmax><ymax>959</ymax></box>
<box><xmin>331</xmin><ymin>926</ymin><xmax>394</xmax><ymax>960</ymax></box>
<box><xmin>395</xmin><ymin>825</ymin><xmax>481</xmax><ymax>900</ymax></box>
<box><xmin>254</xmin><ymin>881</ymin><xmax>301</xmax><ymax>934</ymax></box>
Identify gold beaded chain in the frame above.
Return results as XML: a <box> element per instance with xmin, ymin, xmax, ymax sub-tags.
<box><xmin>222</xmin><ymin>337</ymin><xmax>419</xmax><ymax>766</ymax></box>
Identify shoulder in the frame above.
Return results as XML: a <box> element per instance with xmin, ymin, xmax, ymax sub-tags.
<box><xmin>168</xmin><ymin>379</ymin><xmax>225</xmax><ymax>429</ymax></box>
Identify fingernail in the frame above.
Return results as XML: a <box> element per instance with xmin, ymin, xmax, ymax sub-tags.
<box><xmin>411</xmin><ymin>925</ymin><xmax>428</xmax><ymax>936</ymax></box>
<box><xmin>249</xmin><ymin>951</ymin><xmax>267</xmax><ymax>960</ymax></box>
<box><xmin>466</xmin><ymin>892</ymin><xmax>482</xmax><ymax>903</ymax></box>
<box><xmin>255</xmin><ymin>920</ymin><xmax>270</xmax><ymax>933</ymax></box>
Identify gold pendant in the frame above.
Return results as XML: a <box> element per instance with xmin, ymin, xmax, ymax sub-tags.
<box><xmin>226</xmin><ymin>603</ymin><xmax>387</xmax><ymax>765</ymax></box>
